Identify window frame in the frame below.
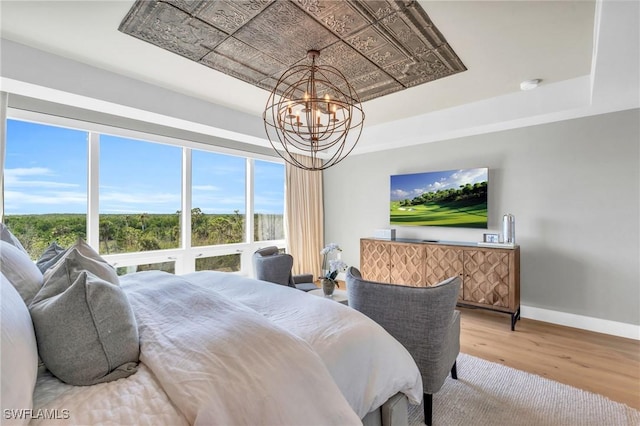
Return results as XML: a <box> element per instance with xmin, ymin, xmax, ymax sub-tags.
<box><xmin>4</xmin><ymin>108</ymin><xmax>286</xmax><ymax>276</ymax></box>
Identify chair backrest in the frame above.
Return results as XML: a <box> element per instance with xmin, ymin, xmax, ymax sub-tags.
<box><xmin>346</xmin><ymin>266</ymin><xmax>461</xmax><ymax>393</ymax></box>
<box><xmin>252</xmin><ymin>247</ymin><xmax>296</xmax><ymax>288</ymax></box>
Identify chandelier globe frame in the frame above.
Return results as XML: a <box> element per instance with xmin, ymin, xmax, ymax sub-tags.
<box><xmin>263</xmin><ymin>50</ymin><xmax>365</xmax><ymax>171</ymax></box>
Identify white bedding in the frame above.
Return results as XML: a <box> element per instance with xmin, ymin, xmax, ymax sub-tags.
<box><xmin>29</xmin><ymin>270</ymin><xmax>421</xmax><ymax>425</ymax></box>
<box><xmin>121</xmin><ymin>272</ymin><xmax>359</xmax><ymax>425</ymax></box>
<box><xmin>183</xmin><ymin>271</ymin><xmax>423</xmax><ymax>418</ymax></box>
<box><xmin>31</xmin><ymin>364</ymin><xmax>188</xmax><ymax>426</ymax></box>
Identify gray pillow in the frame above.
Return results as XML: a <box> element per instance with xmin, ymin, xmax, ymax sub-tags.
<box><xmin>36</xmin><ymin>242</ymin><xmax>67</xmax><ymax>273</ymax></box>
<box><xmin>29</xmin><ymin>271</ymin><xmax>139</xmax><ymax>386</ymax></box>
<box><xmin>0</xmin><ymin>241</ymin><xmax>43</xmax><ymax>305</ymax></box>
<box><xmin>40</xmin><ymin>239</ymin><xmax>118</xmax><ymax>300</ymax></box>
<box><xmin>0</xmin><ymin>223</ymin><xmax>28</xmax><ymax>254</ymax></box>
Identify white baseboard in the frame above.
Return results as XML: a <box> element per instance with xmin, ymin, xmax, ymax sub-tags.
<box><xmin>521</xmin><ymin>305</ymin><xmax>640</xmax><ymax>341</ymax></box>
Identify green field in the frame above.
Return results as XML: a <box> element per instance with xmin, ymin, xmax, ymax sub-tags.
<box><xmin>390</xmin><ymin>199</ymin><xmax>487</xmax><ymax>228</ymax></box>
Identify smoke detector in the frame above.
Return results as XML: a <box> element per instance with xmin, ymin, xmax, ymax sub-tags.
<box><xmin>520</xmin><ymin>79</ymin><xmax>542</xmax><ymax>91</ymax></box>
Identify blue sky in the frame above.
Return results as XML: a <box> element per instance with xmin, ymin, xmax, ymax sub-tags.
<box><xmin>4</xmin><ymin>119</ymin><xmax>284</xmax><ymax>215</ymax></box>
<box><xmin>390</xmin><ymin>168</ymin><xmax>488</xmax><ymax>201</ymax></box>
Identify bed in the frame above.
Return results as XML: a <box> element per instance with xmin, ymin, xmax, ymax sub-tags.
<box><xmin>0</xmin><ymin>234</ymin><xmax>422</xmax><ymax>426</ymax></box>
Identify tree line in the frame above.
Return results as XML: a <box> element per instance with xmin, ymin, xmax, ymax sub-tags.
<box><xmin>5</xmin><ymin>208</ymin><xmax>283</xmax><ymax>261</ymax></box>
<box><xmin>398</xmin><ymin>181</ymin><xmax>487</xmax><ymax>207</ymax></box>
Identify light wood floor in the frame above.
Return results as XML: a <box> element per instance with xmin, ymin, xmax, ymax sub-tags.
<box><xmin>458</xmin><ymin>307</ymin><xmax>640</xmax><ymax>410</ymax></box>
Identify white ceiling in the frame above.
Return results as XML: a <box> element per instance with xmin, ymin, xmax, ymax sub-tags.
<box><xmin>0</xmin><ymin>0</ymin><xmax>596</xmax><ymax>127</ymax></box>
<box><xmin>1</xmin><ymin>0</ymin><xmax>638</xmax><ymax>156</ymax></box>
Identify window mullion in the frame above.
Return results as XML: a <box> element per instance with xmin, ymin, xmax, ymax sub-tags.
<box><xmin>246</xmin><ymin>158</ymin><xmax>254</xmax><ymax>244</ymax></box>
<box><xmin>0</xmin><ymin>92</ymin><xmax>7</xmax><ymax>222</ymax></box>
<box><xmin>180</xmin><ymin>147</ymin><xmax>193</xmax><ymax>273</ymax></box>
<box><xmin>87</xmin><ymin>132</ymin><xmax>100</xmax><ymax>249</ymax></box>
<box><xmin>243</xmin><ymin>158</ymin><xmax>255</xmax><ymax>275</ymax></box>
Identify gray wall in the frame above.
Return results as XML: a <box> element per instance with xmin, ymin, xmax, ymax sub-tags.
<box><xmin>324</xmin><ymin>109</ymin><xmax>640</xmax><ymax>326</ymax></box>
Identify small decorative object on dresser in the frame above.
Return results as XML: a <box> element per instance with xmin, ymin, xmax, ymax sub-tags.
<box><xmin>483</xmin><ymin>233</ymin><xmax>500</xmax><ymax>243</ymax></box>
<box><xmin>374</xmin><ymin>228</ymin><xmax>396</xmax><ymax>240</ymax></box>
<box><xmin>502</xmin><ymin>213</ymin><xmax>516</xmax><ymax>243</ymax></box>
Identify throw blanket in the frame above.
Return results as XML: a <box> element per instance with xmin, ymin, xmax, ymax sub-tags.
<box><xmin>121</xmin><ymin>272</ymin><xmax>360</xmax><ymax>425</ymax></box>
<box><xmin>183</xmin><ymin>271</ymin><xmax>423</xmax><ymax>418</ymax></box>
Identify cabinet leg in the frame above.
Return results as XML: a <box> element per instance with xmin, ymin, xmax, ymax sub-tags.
<box><xmin>510</xmin><ymin>307</ymin><xmax>521</xmax><ymax>331</ymax></box>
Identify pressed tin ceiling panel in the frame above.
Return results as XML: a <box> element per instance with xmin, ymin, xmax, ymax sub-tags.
<box><xmin>119</xmin><ymin>0</ymin><xmax>466</xmax><ymax>102</ymax></box>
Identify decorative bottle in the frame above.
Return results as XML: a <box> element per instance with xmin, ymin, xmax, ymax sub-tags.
<box><xmin>502</xmin><ymin>214</ymin><xmax>515</xmax><ymax>244</ymax></box>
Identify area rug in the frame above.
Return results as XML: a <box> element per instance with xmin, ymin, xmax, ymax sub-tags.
<box><xmin>408</xmin><ymin>353</ymin><xmax>639</xmax><ymax>426</ymax></box>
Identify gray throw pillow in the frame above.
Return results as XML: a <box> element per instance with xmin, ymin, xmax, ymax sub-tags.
<box><xmin>36</xmin><ymin>242</ymin><xmax>67</xmax><ymax>273</ymax></box>
<box><xmin>40</xmin><ymin>239</ymin><xmax>118</xmax><ymax>301</ymax></box>
<box><xmin>0</xmin><ymin>223</ymin><xmax>28</xmax><ymax>254</ymax></box>
<box><xmin>29</xmin><ymin>271</ymin><xmax>139</xmax><ymax>386</ymax></box>
<box><xmin>0</xmin><ymin>241</ymin><xmax>43</xmax><ymax>305</ymax></box>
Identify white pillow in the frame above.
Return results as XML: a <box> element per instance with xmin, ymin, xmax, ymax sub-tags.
<box><xmin>1</xmin><ymin>272</ymin><xmax>38</xmax><ymax>426</ymax></box>
<box><xmin>0</xmin><ymin>241</ymin><xmax>43</xmax><ymax>305</ymax></box>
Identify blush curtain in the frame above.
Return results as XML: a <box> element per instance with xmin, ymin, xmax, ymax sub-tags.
<box><xmin>285</xmin><ymin>154</ymin><xmax>323</xmax><ymax>279</ymax></box>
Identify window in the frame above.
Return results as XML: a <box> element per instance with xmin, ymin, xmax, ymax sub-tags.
<box><xmin>99</xmin><ymin>135</ymin><xmax>181</xmax><ymax>254</ymax></box>
<box><xmin>116</xmin><ymin>261</ymin><xmax>176</xmax><ymax>276</ymax></box>
<box><xmin>3</xmin><ymin>119</ymin><xmax>88</xmax><ymax>259</ymax></box>
<box><xmin>191</xmin><ymin>150</ymin><xmax>246</xmax><ymax>247</ymax></box>
<box><xmin>2</xmin><ymin>114</ymin><xmax>286</xmax><ymax>275</ymax></box>
<box><xmin>195</xmin><ymin>254</ymin><xmax>241</xmax><ymax>272</ymax></box>
<box><xmin>254</xmin><ymin>160</ymin><xmax>285</xmax><ymax>242</ymax></box>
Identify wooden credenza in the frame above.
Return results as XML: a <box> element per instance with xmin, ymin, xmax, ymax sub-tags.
<box><xmin>360</xmin><ymin>238</ymin><xmax>521</xmax><ymax>330</ymax></box>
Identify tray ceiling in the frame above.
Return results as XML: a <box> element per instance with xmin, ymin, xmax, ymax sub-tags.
<box><xmin>119</xmin><ymin>0</ymin><xmax>466</xmax><ymax>102</ymax></box>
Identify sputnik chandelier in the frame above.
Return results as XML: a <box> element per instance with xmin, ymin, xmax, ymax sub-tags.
<box><xmin>263</xmin><ymin>50</ymin><xmax>365</xmax><ymax>171</ymax></box>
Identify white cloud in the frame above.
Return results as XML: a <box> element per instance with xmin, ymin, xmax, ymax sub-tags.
<box><xmin>4</xmin><ymin>167</ymin><xmax>78</xmax><ymax>188</ymax></box>
<box><xmin>4</xmin><ymin>167</ymin><xmax>52</xmax><ymax>177</ymax></box>
<box><xmin>425</xmin><ymin>179</ymin><xmax>450</xmax><ymax>192</ymax></box>
<box><xmin>449</xmin><ymin>168</ymin><xmax>487</xmax><ymax>187</ymax></box>
<box><xmin>192</xmin><ymin>185</ymin><xmax>219</xmax><ymax>191</ymax></box>
<box><xmin>4</xmin><ymin>190</ymin><xmax>86</xmax><ymax>211</ymax></box>
<box><xmin>6</xmin><ymin>180</ymin><xmax>79</xmax><ymax>188</ymax></box>
<box><xmin>100</xmin><ymin>191</ymin><xmax>180</xmax><ymax>205</ymax></box>
<box><xmin>423</xmin><ymin>168</ymin><xmax>487</xmax><ymax>193</ymax></box>
<box><xmin>391</xmin><ymin>189</ymin><xmax>411</xmax><ymax>199</ymax></box>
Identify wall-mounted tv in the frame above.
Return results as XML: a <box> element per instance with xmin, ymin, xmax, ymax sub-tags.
<box><xmin>390</xmin><ymin>167</ymin><xmax>488</xmax><ymax>228</ymax></box>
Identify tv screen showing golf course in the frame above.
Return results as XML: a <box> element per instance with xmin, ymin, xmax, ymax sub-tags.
<box><xmin>390</xmin><ymin>168</ymin><xmax>488</xmax><ymax>228</ymax></box>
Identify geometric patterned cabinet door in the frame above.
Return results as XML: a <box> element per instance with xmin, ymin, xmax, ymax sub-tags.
<box><xmin>360</xmin><ymin>239</ymin><xmax>391</xmax><ymax>283</ymax></box>
<box><xmin>459</xmin><ymin>247</ymin><xmax>520</xmax><ymax>330</ymax></box>
<box><xmin>425</xmin><ymin>245</ymin><xmax>464</xmax><ymax>299</ymax></box>
<box><xmin>389</xmin><ymin>243</ymin><xmax>426</xmax><ymax>287</ymax></box>
<box><xmin>463</xmin><ymin>250</ymin><xmax>510</xmax><ymax>308</ymax></box>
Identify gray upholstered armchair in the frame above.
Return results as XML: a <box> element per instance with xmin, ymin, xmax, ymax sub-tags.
<box><xmin>252</xmin><ymin>246</ymin><xmax>318</xmax><ymax>292</ymax></box>
<box><xmin>346</xmin><ymin>267</ymin><xmax>460</xmax><ymax>426</ymax></box>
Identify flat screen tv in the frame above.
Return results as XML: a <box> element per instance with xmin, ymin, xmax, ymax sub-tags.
<box><xmin>390</xmin><ymin>167</ymin><xmax>488</xmax><ymax>228</ymax></box>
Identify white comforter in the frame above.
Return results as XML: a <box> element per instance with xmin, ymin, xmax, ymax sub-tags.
<box><xmin>30</xmin><ymin>271</ymin><xmax>422</xmax><ymax>425</ymax></box>
<box><xmin>183</xmin><ymin>271</ymin><xmax>423</xmax><ymax>418</ymax></box>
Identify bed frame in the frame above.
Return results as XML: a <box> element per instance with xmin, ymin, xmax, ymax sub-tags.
<box><xmin>362</xmin><ymin>393</ymin><xmax>409</xmax><ymax>426</ymax></box>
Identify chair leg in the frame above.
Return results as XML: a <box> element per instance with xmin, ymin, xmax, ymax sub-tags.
<box><xmin>451</xmin><ymin>361</ymin><xmax>458</xmax><ymax>380</ymax></box>
<box><xmin>423</xmin><ymin>393</ymin><xmax>433</xmax><ymax>426</ymax></box>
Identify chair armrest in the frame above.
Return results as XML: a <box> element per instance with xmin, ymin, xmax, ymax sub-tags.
<box><xmin>293</xmin><ymin>274</ymin><xmax>314</xmax><ymax>284</ymax></box>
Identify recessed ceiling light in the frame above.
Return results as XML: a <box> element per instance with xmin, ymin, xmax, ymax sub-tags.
<box><xmin>520</xmin><ymin>79</ymin><xmax>542</xmax><ymax>91</ymax></box>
